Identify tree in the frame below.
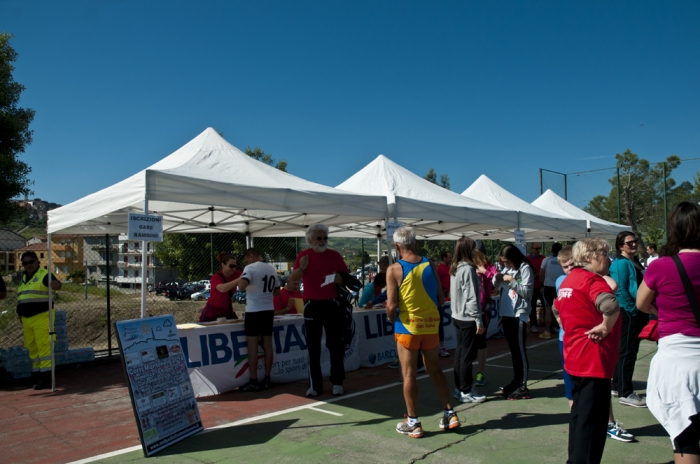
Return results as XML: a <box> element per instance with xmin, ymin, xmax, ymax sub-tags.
<box><xmin>584</xmin><ymin>149</ymin><xmax>689</xmax><ymax>254</ymax></box>
<box><xmin>245</xmin><ymin>147</ymin><xmax>287</xmax><ymax>172</ymax></box>
<box><xmin>424</xmin><ymin>168</ymin><xmax>450</xmax><ymax>189</ymax></box>
<box><xmin>0</xmin><ymin>33</ymin><xmax>35</xmax><ymax>224</ymax></box>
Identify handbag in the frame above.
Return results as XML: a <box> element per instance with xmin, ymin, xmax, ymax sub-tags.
<box><xmin>638</xmin><ymin>319</ymin><xmax>659</xmax><ymax>341</ymax></box>
<box><xmin>672</xmin><ymin>254</ymin><xmax>700</xmax><ymax>328</ymax></box>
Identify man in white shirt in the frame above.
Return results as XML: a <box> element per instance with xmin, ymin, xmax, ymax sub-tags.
<box><xmin>645</xmin><ymin>243</ymin><xmax>659</xmax><ymax>268</ymax></box>
<box><xmin>232</xmin><ymin>248</ymin><xmax>280</xmax><ymax>392</ymax></box>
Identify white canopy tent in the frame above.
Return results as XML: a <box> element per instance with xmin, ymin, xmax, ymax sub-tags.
<box><xmin>336</xmin><ymin>155</ymin><xmax>523</xmax><ymax>240</ymax></box>
<box><xmin>531</xmin><ymin>189</ymin><xmax>631</xmax><ymax>238</ymax></box>
<box><xmin>48</xmin><ymin>128</ymin><xmax>388</xmax><ymax>237</ymax></box>
<box><xmin>461</xmin><ymin>175</ymin><xmax>589</xmax><ymax>241</ymax></box>
<box><xmin>43</xmin><ymin>128</ymin><xmax>390</xmax><ymax>391</ymax></box>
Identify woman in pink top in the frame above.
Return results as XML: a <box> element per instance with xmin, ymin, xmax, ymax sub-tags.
<box><xmin>637</xmin><ymin>202</ymin><xmax>700</xmax><ymax>464</ymax></box>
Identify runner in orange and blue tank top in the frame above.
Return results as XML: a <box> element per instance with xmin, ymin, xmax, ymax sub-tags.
<box><xmin>395</xmin><ymin>257</ymin><xmax>441</xmax><ymax>340</ymax></box>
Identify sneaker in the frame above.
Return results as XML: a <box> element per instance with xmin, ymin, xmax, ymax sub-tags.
<box><xmin>475</xmin><ymin>372</ymin><xmax>485</xmax><ymax>386</ymax></box>
<box><xmin>396</xmin><ymin>415</ymin><xmax>423</xmax><ymax>438</ymax></box>
<box><xmin>611</xmin><ymin>390</ymin><xmax>619</xmax><ymax>397</ymax></box>
<box><xmin>332</xmin><ymin>385</ymin><xmax>344</xmax><ymax>396</ymax></box>
<box><xmin>388</xmin><ymin>358</ymin><xmax>400</xmax><ymax>369</ymax></box>
<box><xmin>458</xmin><ymin>390</ymin><xmax>487</xmax><ymax>403</ymax></box>
<box><xmin>619</xmin><ymin>392</ymin><xmax>647</xmax><ymax>408</ymax></box>
<box><xmin>507</xmin><ymin>387</ymin><xmax>531</xmax><ymax>400</ymax></box>
<box><xmin>438</xmin><ymin>347</ymin><xmax>450</xmax><ymax>358</ymax></box>
<box><xmin>500</xmin><ymin>381</ymin><xmax>519</xmax><ymax>398</ymax></box>
<box><xmin>538</xmin><ymin>331</ymin><xmax>552</xmax><ymax>339</ymax></box>
<box><xmin>261</xmin><ymin>376</ymin><xmax>271</xmax><ymax>390</ymax></box>
<box><xmin>239</xmin><ymin>381</ymin><xmax>261</xmax><ymax>392</ymax></box>
<box><xmin>607</xmin><ymin>421</ymin><xmax>634</xmax><ymax>442</ymax></box>
<box><xmin>530</xmin><ymin>326</ymin><xmax>539</xmax><ymax>333</ymax></box>
<box><xmin>306</xmin><ymin>388</ymin><xmax>319</xmax><ymax>397</ymax></box>
<box><xmin>439</xmin><ymin>411</ymin><xmax>461</xmax><ymax>430</ymax></box>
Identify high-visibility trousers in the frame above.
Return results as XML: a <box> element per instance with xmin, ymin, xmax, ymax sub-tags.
<box><xmin>22</xmin><ymin>312</ymin><xmax>54</xmax><ymax>372</ymax></box>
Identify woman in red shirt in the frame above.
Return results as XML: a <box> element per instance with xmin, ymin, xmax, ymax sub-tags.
<box><xmin>199</xmin><ymin>252</ymin><xmax>242</xmax><ymax>322</ymax></box>
<box><xmin>557</xmin><ymin>238</ymin><xmax>621</xmax><ymax>464</ymax></box>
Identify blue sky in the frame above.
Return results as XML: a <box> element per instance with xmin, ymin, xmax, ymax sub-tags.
<box><xmin>3</xmin><ymin>1</ymin><xmax>699</xmax><ymax>209</ymax></box>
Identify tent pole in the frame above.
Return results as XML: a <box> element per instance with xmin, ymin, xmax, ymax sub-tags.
<box><xmin>47</xmin><ymin>233</ymin><xmax>55</xmax><ymax>392</ymax></box>
<box><xmin>141</xmin><ymin>200</ymin><xmax>148</xmax><ymax>318</ymax></box>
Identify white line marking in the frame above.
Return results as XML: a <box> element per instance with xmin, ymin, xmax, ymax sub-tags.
<box><xmin>68</xmin><ymin>338</ymin><xmax>558</xmax><ymax>463</ymax></box>
<box><xmin>485</xmin><ymin>364</ymin><xmax>559</xmax><ymax>374</ymax></box>
<box><xmin>309</xmin><ymin>407</ymin><xmax>344</xmax><ymax>417</ymax></box>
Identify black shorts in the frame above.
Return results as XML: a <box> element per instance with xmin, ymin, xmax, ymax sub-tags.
<box><xmin>543</xmin><ymin>286</ymin><xmax>557</xmax><ymax>307</ymax></box>
<box><xmin>244</xmin><ymin>310</ymin><xmax>274</xmax><ymax>337</ymax></box>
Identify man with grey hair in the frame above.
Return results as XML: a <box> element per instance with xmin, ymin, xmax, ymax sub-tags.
<box><xmin>291</xmin><ymin>224</ymin><xmax>348</xmax><ymax>397</ymax></box>
<box><xmin>386</xmin><ymin>226</ymin><xmax>459</xmax><ymax>438</ymax></box>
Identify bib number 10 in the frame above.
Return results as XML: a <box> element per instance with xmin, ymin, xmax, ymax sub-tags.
<box><xmin>261</xmin><ymin>275</ymin><xmax>276</xmax><ymax>293</ymax></box>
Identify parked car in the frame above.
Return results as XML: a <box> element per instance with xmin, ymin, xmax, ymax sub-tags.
<box><xmin>191</xmin><ymin>289</ymin><xmax>210</xmax><ymax>301</ymax></box>
<box><xmin>169</xmin><ymin>283</ymin><xmax>204</xmax><ymax>301</ymax></box>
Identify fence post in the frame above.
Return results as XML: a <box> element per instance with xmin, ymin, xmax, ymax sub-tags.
<box><xmin>106</xmin><ymin>233</ymin><xmax>112</xmax><ymax>357</ymax></box>
<box><xmin>539</xmin><ymin>168</ymin><xmax>543</xmax><ymax>195</ymax></box>
<box><xmin>616</xmin><ymin>167</ymin><xmax>621</xmax><ymax>224</ymax></box>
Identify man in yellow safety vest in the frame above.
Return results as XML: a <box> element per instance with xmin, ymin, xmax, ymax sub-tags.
<box><xmin>16</xmin><ymin>251</ymin><xmax>61</xmax><ymax>390</ymax></box>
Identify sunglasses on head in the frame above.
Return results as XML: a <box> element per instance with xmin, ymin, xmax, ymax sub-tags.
<box><xmin>316</xmin><ymin>236</ymin><xmax>328</xmax><ymax>241</ymax></box>
<box><xmin>22</xmin><ymin>259</ymin><xmax>36</xmax><ymax>266</ymax></box>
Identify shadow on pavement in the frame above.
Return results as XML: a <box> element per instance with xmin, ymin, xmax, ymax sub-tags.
<box><xmin>155</xmin><ymin>419</ymin><xmax>299</xmax><ymax>456</ymax></box>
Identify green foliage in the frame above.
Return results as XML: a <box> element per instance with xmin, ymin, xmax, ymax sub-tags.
<box><xmin>0</xmin><ymin>33</ymin><xmax>35</xmax><ymax>224</ymax></box>
<box><xmin>583</xmin><ymin>149</ymin><xmax>700</xmax><ymax>254</ymax></box>
<box><xmin>424</xmin><ymin>168</ymin><xmax>450</xmax><ymax>189</ymax></box>
<box><xmin>67</xmin><ymin>270</ymin><xmax>85</xmax><ymax>282</ymax></box>
<box><xmin>244</xmin><ymin>146</ymin><xmax>288</xmax><ymax>172</ymax></box>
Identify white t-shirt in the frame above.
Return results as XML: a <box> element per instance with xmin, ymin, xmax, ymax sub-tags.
<box><xmin>541</xmin><ymin>256</ymin><xmax>564</xmax><ymax>287</ymax></box>
<box><xmin>241</xmin><ymin>261</ymin><xmax>279</xmax><ymax>312</ymax></box>
<box><xmin>646</xmin><ymin>254</ymin><xmax>659</xmax><ymax>268</ymax></box>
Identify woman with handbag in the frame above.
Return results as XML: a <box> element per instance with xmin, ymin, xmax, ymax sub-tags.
<box><xmin>637</xmin><ymin>201</ymin><xmax>700</xmax><ymax>464</ymax></box>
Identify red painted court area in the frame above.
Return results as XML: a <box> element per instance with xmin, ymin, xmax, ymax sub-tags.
<box><xmin>0</xmin><ymin>337</ymin><xmax>515</xmax><ymax>464</ymax></box>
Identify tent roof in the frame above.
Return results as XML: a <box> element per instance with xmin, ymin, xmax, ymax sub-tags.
<box><xmin>48</xmin><ymin>128</ymin><xmax>388</xmax><ymax>236</ymax></box>
<box><xmin>336</xmin><ymin>155</ymin><xmax>522</xmax><ymax>239</ymax></box>
<box><xmin>461</xmin><ymin>175</ymin><xmax>588</xmax><ymax>241</ymax></box>
<box><xmin>531</xmin><ymin>190</ymin><xmax>631</xmax><ymax>238</ymax></box>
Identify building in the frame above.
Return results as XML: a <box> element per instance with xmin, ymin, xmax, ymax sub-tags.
<box><xmin>14</xmin><ymin>234</ymin><xmax>84</xmax><ymax>281</ymax></box>
<box><xmin>114</xmin><ymin>234</ymin><xmax>177</xmax><ymax>288</ymax></box>
<box><xmin>0</xmin><ymin>229</ymin><xmax>26</xmax><ymax>273</ymax></box>
<box><xmin>82</xmin><ymin>235</ymin><xmax>120</xmax><ymax>283</ymax></box>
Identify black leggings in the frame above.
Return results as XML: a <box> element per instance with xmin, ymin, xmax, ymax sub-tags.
<box><xmin>502</xmin><ymin>316</ymin><xmax>529</xmax><ymax>388</ymax></box>
<box><xmin>674</xmin><ymin>414</ymin><xmax>700</xmax><ymax>456</ymax></box>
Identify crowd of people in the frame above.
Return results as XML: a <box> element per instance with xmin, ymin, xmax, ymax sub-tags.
<box><xmin>8</xmin><ymin>201</ymin><xmax>699</xmax><ymax>463</ymax></box>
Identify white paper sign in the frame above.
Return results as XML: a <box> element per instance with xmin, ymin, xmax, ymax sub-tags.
<box><xmin>320</xmin><ymin>274</ymin><xmax>336</xmax><ymax>287</ymax></box>
<box><xmin>385</xmin><ymin>221</ymin><xmax>402</xmax><ymax>243</ymax></box>
<box><xmin>128</xmin><ymin>212</ymin><xmax>164</xmax><ymax>242</ymax></box>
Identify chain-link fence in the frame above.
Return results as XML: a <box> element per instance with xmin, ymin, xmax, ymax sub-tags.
<box><xmin>0</xmin><ymin>234</ymin><xmax>463</xmax><ymax>357</ymax></box>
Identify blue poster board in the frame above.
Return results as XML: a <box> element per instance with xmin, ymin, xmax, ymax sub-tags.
<box><xmin>116</xmin><ymin>315</ymin><xmax>203</xmax><ymax>456</ymax></box>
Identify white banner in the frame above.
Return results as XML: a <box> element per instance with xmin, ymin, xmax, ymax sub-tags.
<box><xmin>179</xmin><ymin>316</ymin><xmax>360</xmax><ymax>397</ymax></box>
<box><xmin>127</xmin><ymin>212</ymin><xmax>164</xmax><ymax>242</ymax></box>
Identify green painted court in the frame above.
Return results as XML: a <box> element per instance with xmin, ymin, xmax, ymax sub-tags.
<box><xmin>86</xmin><ymin>340</ymin><xmax>672</xmax><ymax>464</ymax></box>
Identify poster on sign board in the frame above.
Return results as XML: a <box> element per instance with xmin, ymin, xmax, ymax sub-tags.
<box><xmin>116</xmin><ymin>315</ymin><xmax>203</xmax><ymax>456</ymax></box>
<box><xmin>127</xmin><ymin>212</ymin><xmax>164</xmax><ymax>242</ymax></box>
<box><xmin>385</xmin><ymin>221</ymin><xmax>402</xmax><ymax>243</ymax></box>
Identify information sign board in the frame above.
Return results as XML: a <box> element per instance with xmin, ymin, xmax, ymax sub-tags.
<box><xmin>127</xmin><ymin>212</ymin><xmax>164</xmax><ymax>242</ymax></box>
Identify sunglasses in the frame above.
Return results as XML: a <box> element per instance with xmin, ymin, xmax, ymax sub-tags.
<box><xmin>228</xmin><ymin>264</ymin><xmax>236</xmax><ymax>269</ymax></box>
<box><xmin>21</xmin><ymin>259</ymin><xmax>37</xmax><ymax>266</ymax></box>
<box><xmin>532</xmin><ymin>247</ymin><xmax>541</xmax><ymax>250</ymax></box>
<box><xmin>316</xmin><ymin>236</ymin><xmax>328</xmax><ymax>241</ymax></box>
<box><xmin>624</xmin><ymin>240</ymin><xmax>637</xmax><ymax>246</ymax></box>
